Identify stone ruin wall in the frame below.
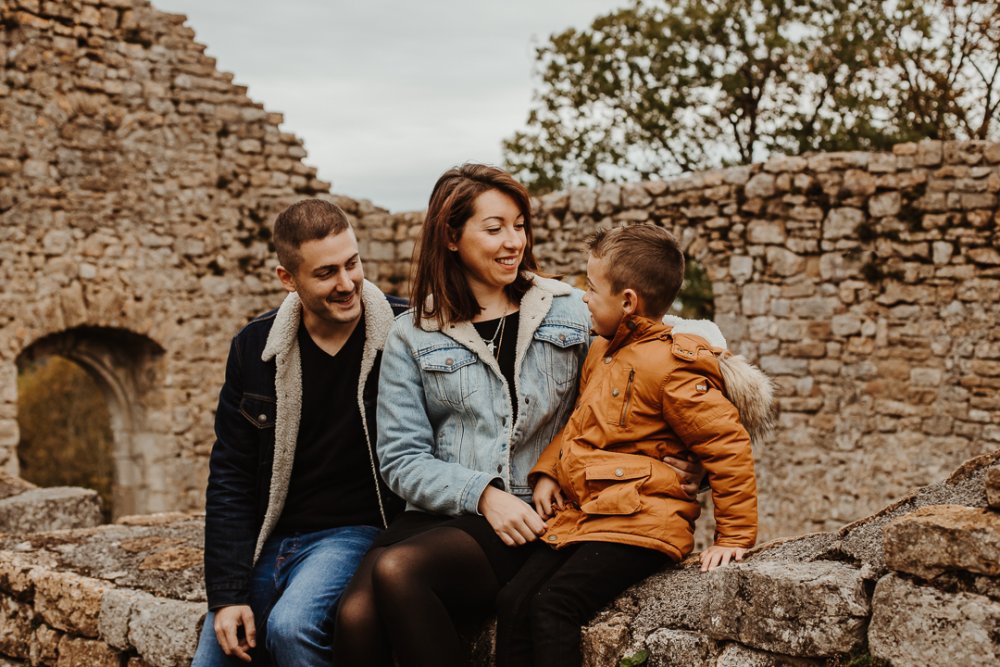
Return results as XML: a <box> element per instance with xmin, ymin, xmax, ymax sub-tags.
<box><xmin>2</xmin><ymin>0</ymin><xmax>999</xmax><ymax>541</ymax></box>
<box><xmin>356</xmin><ymin>142</ymin><xmax>1000</xmax><ymax>541</ymax></box>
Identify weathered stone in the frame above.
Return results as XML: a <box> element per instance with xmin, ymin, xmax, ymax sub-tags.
<box><xmin>745</xmin><ymin>173</ymin><xmax>776</xmax><ymax>199</ymax></box>
<box><xmin>747</xmin><ymin>220</ymin><xmax>786</xmax><ymax>244</ymax></box>
<box><xmin>32</xmin><ymin>570</ymin><xmax>107</xmax><ymax>637</ymax></box>
<box><xmin>764</xmin><ymin>247</ymin><xmax>804</xmax><ymax>277</ymax></box>
<box><xmin>868</xmin><ymin>191</ymin><xmax>900</xmax><ymax>217</ymax></box>
<box><xmin>0</xmin><ymin>487</ymin><xmax>102</xmax><ymax>533</ymax></box>
<box><xmin>55</xmin><ymin>635</ymin><xmax>120</xmax><ymax>667</ymax></box>
<box><xmin>823</xmin><ymin>207</ymin><xmax>864</xmax><ymax>240</ymax></box>
<box><xmin>643</xmin><ymin>629</ymin><xmax>720</xmax><ymax>667</ymax></box>
<box><xmin>702</xmin><ymin>561</ymin><xmax>869</xmax><ymax>656</ymax></box>
<box><xmin>987</xmin><ymin>465</ymin><xmax>1000</xmax><ymax>509</ymax></box>
<box><xmin>883</xmin><ymin>504</ymin><xmax>1000</xmax><ymax>578</ymax></box>
<box><xmin>127</xmin><ymin>597</ymin><xmax>204</xmax><ymax>667</ymax></box>
<box><xmin>869</xmin><ymin>574</ymin><xmax>1000</xmax><ymax>667</ymax></box>
<box><xmin>715</xmin><ymin>643</ymin><xmax>824</xmax><ymax>666</ymax></box>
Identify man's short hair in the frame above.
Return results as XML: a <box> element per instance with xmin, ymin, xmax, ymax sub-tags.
<box><xmin>588</xmin><ymin>224</ymin><xmax>685</xmax><ymax>318</ymax></box>
<box><xmin>273</xmin><ymin>199</ymin><xmax>352</xmax><ymax>273</ymax></box>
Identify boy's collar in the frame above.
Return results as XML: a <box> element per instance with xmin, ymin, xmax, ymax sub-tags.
<box><xmin>606</xmin><ymin>314</ymin><xmax>659</xmax><ymax>352</ymax></box>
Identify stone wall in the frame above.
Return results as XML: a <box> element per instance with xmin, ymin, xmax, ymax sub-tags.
<box><xmin>1</xmin><ymin>453</ymin><xmax>996</xmax><ymax>666</ymax></box>
<box><xmin>355</xmin><ymin>143</ymin><xmax>1000</xmax><ymax>541</ymax></box>
<box><xmin>0</xmin><ymin>0</ymin><xmax>391</xmax><ymax>516</ymax></box>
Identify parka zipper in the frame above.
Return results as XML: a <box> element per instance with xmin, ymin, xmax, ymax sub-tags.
<box><xmin>619</xmin><ymin>368</ymin><xmax>635</xmax><ymax>427</ymax></box>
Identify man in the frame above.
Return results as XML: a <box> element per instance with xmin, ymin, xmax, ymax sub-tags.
<box><xmin>193</xmin><ymin>199</ymin><xmax>405</xmax><ymax>666</ymax></box>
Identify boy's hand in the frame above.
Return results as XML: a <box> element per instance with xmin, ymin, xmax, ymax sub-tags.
<box><xmin>700</xmin><ymin>545</ymin><xmax>746</xmax><ymax>572</ymax></box>
<box><xmin>214</xmin><ymin>604</ymin><xmax>256</xmax><ymax>662</ymax></box>
<box><xmin>662</xmin><ymin>454</ymin><xmax>706</xmax><ymax>499</ymax></box>
<box><xmin>532</xmin><ymin>474</ymin><xmax>565</xmax><ymax>519</ymax></box>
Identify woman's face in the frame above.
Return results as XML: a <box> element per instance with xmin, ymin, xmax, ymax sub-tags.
<box><xmin>452</xmin><ymin>189</ymin><xmax>526</xmax><ymax>296</ymax></box>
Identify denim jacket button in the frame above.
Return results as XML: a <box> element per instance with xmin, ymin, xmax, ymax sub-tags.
<box><xmin>496</xmin><ymin>464</ymin><xmax>503</xmax><ymax>473</ymax></box>
<box><xmin>445</xmin><ymin>358</ymin><xmax>453</xmax><ymax>365</ymax></box>
<box><xmin>258</xmin><ymin>413</ymin><xmax>268</xmax><ymax>422</ymax></box>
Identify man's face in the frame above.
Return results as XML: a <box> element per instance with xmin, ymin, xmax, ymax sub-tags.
<box><xmin>280</xmin><ymin>228</ymin><xmax>365</xmax><ymax>328</ymax></box>
<box><xmin>583</xmin><ymin>253</ymin><xmax>625</xmax><ymax>339</ymax></box>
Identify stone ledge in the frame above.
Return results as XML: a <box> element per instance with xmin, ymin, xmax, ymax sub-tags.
<box><xmin>883</xmin><ymin>504</ymin><xmax>1000</xmax><ymax>579</ymax></box>
<box><xmin>0</xmin><ymin>486</ymin><xmax>102</xmax><ymax>535</ymax></box>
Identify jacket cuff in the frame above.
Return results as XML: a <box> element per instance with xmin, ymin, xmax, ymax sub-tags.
<box><xmin>461</xmin><ymin>473</ymin><xmax>495</xmax><ymax>516</ymax></box>
<box><xmin>206</xmin><ymin>584</ymin><xmax>250</xmax><ymax>610</ymax></box>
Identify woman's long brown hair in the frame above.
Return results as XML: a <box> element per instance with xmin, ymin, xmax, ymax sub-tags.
<box><xmin>411</xmin><ymin>163</ymin><xmax>540</xmax><ymax>328</ymax></box>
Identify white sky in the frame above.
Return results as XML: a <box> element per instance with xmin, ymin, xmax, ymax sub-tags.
<box><xmin>154</xmin><ymin>0</ymin><xmax>627</xmax><ymax>212</ymax></box>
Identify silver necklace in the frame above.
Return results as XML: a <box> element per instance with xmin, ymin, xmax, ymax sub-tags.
<box><xmin>483</xmin><ymin>306</ymin><xmax>508</xmax><ymax>357</ymax></box>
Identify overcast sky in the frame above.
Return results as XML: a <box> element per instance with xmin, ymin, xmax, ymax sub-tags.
<box><xmin>154</xmin><ymin>1</ymin><xmax>625</xmax><ymax>212</ymax></box>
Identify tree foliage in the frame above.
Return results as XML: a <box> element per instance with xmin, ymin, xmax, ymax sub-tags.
<box><xmin>504</xmin><ymin>0</ymin><xmax>1000</xmax><ymax>192</ymax></box>
<box><xmin>17</xmin><ymin>356</ymin><xmax>113</xmax><ymax>518</ymax></box>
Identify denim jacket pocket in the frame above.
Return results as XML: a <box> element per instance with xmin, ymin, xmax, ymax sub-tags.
<box><xmin>239</xmin><ymin>393</ymin><xmax>276</xmax><ymax>430</ymax></box>
<box><xmin>533</xmin><ymin>322</ymin><xmax>588</xmax><ymax>386</ymax></box>
<box><xmin>580</xmin><ymin>461</ymin><xmax>650</xmax><ymax>515</ymax></box>
<box><xmin>416</xmin><ymin>345</ymin><xmax>479</xmax><ymax>407</ymax></box>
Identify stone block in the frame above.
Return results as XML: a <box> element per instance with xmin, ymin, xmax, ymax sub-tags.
<box><xmin>0</xmin><ymin>472</ymin><xmax>35</xmax><ymax>500</ymax></box>
<box><xmin>744</xmin><ymin>173</ymin><xmax>776</xmax><ymax>199</ymax></box>
<box><xmin>987</xmin><ymin>465</ymin><xmax>1000</xmax><ymax>510</ymax></box>
<box><xmin>55</xmin><ymin>636</ymin><xmax>121</xmax><ymax>667</ymax></box>
<box><xmin>716</xmin><ymin>643</ymin><xmax>825</xmax><ymax>666</ymax></box>
<box><xmin>747</xmin><ymin>220</ymin><xmax>786</xmax><ymax>244</ymax></box>
<box><xmin>569</xmin><ymin>187</ymin><xmax>598</xmax><ymax>214</ymax></box>
<box><xmin>823</xmin><ymin>207</ymin><xmax>864</xmax><ymax>240</ymax></box>
<box><xmin>0</xmin><ymin>597</ymin><xmax>33</xmax><ymax>660</ymax></box>
<box><xmin>32</xmin><ymin>569</ymin><xmax>107</xmax><ymax>637</ymax></box>
<box><xmin>883</xmin><ymin>504</ymin><xmax>1000</xmax><ymax>579</ymax></box>
<box><xmin>0</xmin><ymin>487</ymin><xmax>102</xmax><ymax>533</ymax></box>
<box><xmin>868</xmin><ymin>191</ymin><xmax>900</xmax><ymax>217</ymax></box>
<box><xmin>869</xmin><ymin>573</ymin><xmax>1000</xmax><ymax>667</ymax></box>
<box><xmin>644</xmin><ymin>629</ymin><xmax>720</xmax><ymax>667</ymax></box>
<box><xmin>702</xmin><ymin>561</ymin><xmax>869</xmax><ymax>656</ymax></box>
<box><xmin>729</xmin><ymin>255</ymin><xmax>754</xmax><ymax>283</ymax></box>
<box><xmin>764</xmin><ymin>247</ymin><xmax>804</xmax><ymax>277</ymax></box>
<box><xmin>127</xmin><ymin>597</ymin><xmax>204</xmax><ymax>667</ymax></box>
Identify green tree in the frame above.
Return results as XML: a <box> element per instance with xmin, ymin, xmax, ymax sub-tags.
<box><xmin>504</xmin><ymin>0</ymin><xmax>1000</xmax><ymax>193</ymax></box>
<box><xmin>17</xmin><ymin>356</ymin><xmax>114</xmax><ymax>519</ymax></box>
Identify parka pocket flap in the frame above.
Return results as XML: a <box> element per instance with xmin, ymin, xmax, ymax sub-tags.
<box><xmin>584</xmin><ymin>462</ymin><xmax>651</xmax><ymax>482</ymax></box>
<box><xmin>416</xmin><ymin>347</ymin><xmax>477</xmax><ymax>373</ymax></box>
<box><xmin>534</xmin><ymin>323</ymin><xmax>588</xmax><ymax>348</ymax></box>
<box><xmin>239</xmin><ymin>394</ymin><xmax>276</xmax><ymax>430</ymax></box>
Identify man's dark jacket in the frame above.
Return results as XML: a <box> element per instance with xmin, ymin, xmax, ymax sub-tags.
<box><xmin>204</xmin><ymin>282</ymin><xmax>406</xmax><ymax>609</ymax></box>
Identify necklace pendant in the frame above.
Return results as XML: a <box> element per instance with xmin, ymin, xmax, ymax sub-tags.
<box><xmin>486</xmin><ymin>341</ymin><xmax>495</xmax><ymax>354</ymax></box>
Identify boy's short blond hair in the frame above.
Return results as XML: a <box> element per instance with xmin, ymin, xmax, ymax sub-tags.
<box><xmin>588</xmin><ymin>224</ymin><xmax>685</xmax><ymax>318</ymax></box>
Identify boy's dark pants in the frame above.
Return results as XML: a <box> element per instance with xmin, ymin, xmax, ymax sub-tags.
<box><xmin>495</xmin><ymin>541</ymin><xmax>670</xmax><ymax>667</ymax></box>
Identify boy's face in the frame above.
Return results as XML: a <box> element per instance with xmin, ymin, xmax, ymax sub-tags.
<box><xmin>583</xmin><ymin>253</ymin><xmax>626</xmax><ymax>339</ymax></box>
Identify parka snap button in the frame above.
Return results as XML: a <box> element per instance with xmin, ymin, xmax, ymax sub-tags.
<box><xmin>258</xmin><ymin>414</ymin><xmax>267</xmax><ymax>422</ymax></box>
<box><xmin>603</xmin><ymin>357</ymin><xmax>612</xmax><ymax>364</ymax></box>
<box><xmin>611</xmin><ymin>388</ymin><xmax>620</xmax><ymax>397</ymax></box>
<box><xmin>614</xmin><ymin>468</ymin><xmax>624</xmax><ymax>477</ymax></box>
<box><xmin>547</xmin><ymin>535</ymin><xmax>557</xmax><ymax>541</ymax></box>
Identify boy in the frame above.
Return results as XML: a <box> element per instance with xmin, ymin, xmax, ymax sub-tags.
<box><xmin>495</xmin><ymin>224</ymin><xmax>772</xmax><ymax>667</ymax></box>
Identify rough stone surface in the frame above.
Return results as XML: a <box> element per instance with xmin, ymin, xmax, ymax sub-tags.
<box><xmin>987</xmin><ymin>464</ymin><xmax>1000</xmax><ymax>509</ymax></box>
<box><xmin>126</xmin><ymin>596</ymin><xmax>204</xmax><ymax>667</ymax></box>
<box><xmin>0</xmin><ymin>487</ymin><xmax>102</xmax><ymax>533</ymax></box>
<box><xmin>883</xmin><ymin>504</ymin><xmax>1000</xmax><ymax>578</ymax></box>
<box><xmin>31</xmin><ymin>569</ymin><xmax>107</xmax><ymax>637</ymax></box>
<box><xmin>643</xmin><ymin>629</ymin><xmax>720</xmax><ymax>667</ymax></box>
<box><xmin>715</xmin><ymin>644</ymin><xmax>825</xmax><ymax>666</ymax></box>
<box><xmin>701</xmin><ymin>561</ymin><xmax>869</xmax><ymax>656</ymax></box>
<box><xmin>869</xmin><ymin>574</ymin><xmax>1000</xmax><ymax>667</ymax></box>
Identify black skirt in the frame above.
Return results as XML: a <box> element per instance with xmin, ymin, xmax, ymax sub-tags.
<box><xmin>372</xmin><ymin>510</ymin><xmax>541</xmax><ymax>584</ymax></box>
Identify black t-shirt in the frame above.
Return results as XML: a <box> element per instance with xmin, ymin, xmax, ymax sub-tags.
<box><xmin>473</xmin><ymin>311</ymin><xmax>521</xmax><ymax>424</ymax></box>
<box><xmin>275</xmin><ymin>320</ymin><xmax>383</xmax><ymax>533</ymax></box>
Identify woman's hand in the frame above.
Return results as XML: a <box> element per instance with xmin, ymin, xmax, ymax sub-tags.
<box><xmin>663</xmin><ymin>454</ymin><xmax>706</xmax><ymax>499</ymax></box>
<box><xmin>532</xmin><ymin>474</ymin><xmax>565</xmax><ymax>519</ymax></box>
<box><xmin>479</xmin><ymin>485</ymin><xmax>547</xmax><ymax>546</ymax></box>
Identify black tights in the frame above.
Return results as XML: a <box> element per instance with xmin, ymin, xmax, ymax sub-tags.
<box><xmin>334</xmin><ymin>526</ymin><xmax>503</xmax><ymax>667</ymax></box>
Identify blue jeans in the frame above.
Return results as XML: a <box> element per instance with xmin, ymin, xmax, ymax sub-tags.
<box><xmin>193</xmin><ymin>525</ymin><xmax>380</xmax><ymax>666</ymax></box>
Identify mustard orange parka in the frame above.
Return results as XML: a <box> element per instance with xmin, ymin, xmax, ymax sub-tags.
<box><xmin>529</xmin><ymin>315</ymin><xmax>770</xmax><ymax>561</ymax></box>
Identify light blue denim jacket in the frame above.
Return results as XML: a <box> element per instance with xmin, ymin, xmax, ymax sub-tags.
<box><xmin>377</xmin><ymin>275</ymin><xmax>591</xmax><ymax>516</ymax></box>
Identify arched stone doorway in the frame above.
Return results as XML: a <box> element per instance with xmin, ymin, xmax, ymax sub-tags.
<box><xmin>14</xmin><ymin>327</ymin><xmax>166</xmax><ymax>519</ymax></box>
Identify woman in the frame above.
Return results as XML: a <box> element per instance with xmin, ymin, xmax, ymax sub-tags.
<box><xmin>334</xmin><ymin>164</ymin><xmax>699</xmax><ymax>666</ymax></box>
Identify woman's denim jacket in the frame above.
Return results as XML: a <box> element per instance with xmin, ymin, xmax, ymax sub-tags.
<box><xmin>377</xmin><ymin>275</ymin><xmax>591</xmax><ymax>515</ymax></box>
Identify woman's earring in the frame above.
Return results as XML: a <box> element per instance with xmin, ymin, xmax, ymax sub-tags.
<box><xmin>448</xmin><ymin>246</ymin><xmax>458</xmax><ymax>251</ymax></box>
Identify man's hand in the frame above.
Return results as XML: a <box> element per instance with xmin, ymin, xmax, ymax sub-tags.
<box><xmin>700</xmin><ymin>545</ymin><xmax>746</xmax><ymax>572</ymax></box>
<box><xmin>479</xmin><ymin>485</ymin><xmax>547</xmax><ymax>546</ymax></box>
<box><xmin>663</xmin><ymin>454</ymin><xmax>706</xmax><ymax>499</ymax></box>
<box><xmin>213</xmin><ymin>604</ymin><xmax>256</xmax><ymax>662</ymax></box>
<box><xmin>532</xmin><ymin>474</ymin><xmax>565</xmax><ymax>519</ymax></box>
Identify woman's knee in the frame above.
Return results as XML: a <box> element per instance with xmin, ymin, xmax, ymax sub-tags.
<box><xmin>370</xmin><ymin>546</ymin><xmax>421</xmax><ymax>599</ymax></box>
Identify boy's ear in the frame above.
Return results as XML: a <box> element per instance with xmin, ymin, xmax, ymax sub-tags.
<box><xmin>622</xmin><ymin>288</ymin><xmax>640</xmax><ymax>316</ymax></box>
<box><xmin>276</xmin><ymin>265</ymin><xmax>298</xmax><ymax>294</ymax></box>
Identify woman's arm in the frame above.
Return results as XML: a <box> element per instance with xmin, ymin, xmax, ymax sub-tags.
<box><xmin>376</xmin><ymin>321</ymin><xmax>497</xmax><ymax>516</ymax></box>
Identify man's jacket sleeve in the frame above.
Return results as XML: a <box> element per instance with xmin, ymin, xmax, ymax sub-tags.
<box><xmin>203</xmin><ymin>336</ymin><xmax>262</xmax><ymax>609</ymax></box>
